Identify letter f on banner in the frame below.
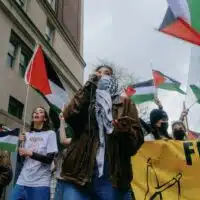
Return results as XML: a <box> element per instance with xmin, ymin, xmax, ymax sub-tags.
<box><xmin>183</xmin><ymin>142</ymin><xmax>195</xmax><ymax>165</ymax></box>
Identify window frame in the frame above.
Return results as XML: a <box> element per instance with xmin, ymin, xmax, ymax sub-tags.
<box><xmin>7</xmin><ymin>41</ymin><xmax>17</xmax><ymax>68</ymax></box>
<box><xmin>45</xmin><ymin>21</ymin><xmax>55</xmax><ymax>43</ymax></box>
<box><xmin>8</xmin><ymin>96</ymin><xmax>24</xmax><ymax>120</ymax></box>
<box><xmin>47</xmin><ymin>0</ymin><xmax>56</xmax><ymax>11</ymax></box>
<box><xmin>15</xmin><ymin>0</ymin><xmax>25</xmax><ymax>7</ymax></box>
<box><xmin>19</xmin><ymin>51</ymin><xmax>29</xmax><ymax>77</ymax></box>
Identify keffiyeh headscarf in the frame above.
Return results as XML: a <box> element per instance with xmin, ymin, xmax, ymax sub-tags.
<box><xmin>95</xmin><ymin>75</ymin><xmax>119</xmax><ymax>177</ymax></box>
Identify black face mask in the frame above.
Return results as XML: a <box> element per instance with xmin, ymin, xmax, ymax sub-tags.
<box><xmin>160</xmin><ymin>122</ymin><xmax>168</xmax><ymax>132</ymax></box>
<box><xmin>173</xmin><ymin>130</ymin><xmax>185</xmax><ymax>140</ymax></box>
<box><xmin>158</xmin><ymin>122</ymin><xmax>170</xmax><ymax>138</ymax></box>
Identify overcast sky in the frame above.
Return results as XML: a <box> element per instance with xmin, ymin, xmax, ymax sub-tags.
<box><xmin>83</xmin><ymin>0</ymin><xmax>200</xmax><ymax>132</ymax></box>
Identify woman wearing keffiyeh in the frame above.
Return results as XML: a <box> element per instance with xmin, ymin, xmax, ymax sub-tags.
<box><xmin>59</xmin><ymin>65</ymin><xmax>144</xmax><ymax>200</ymax></box>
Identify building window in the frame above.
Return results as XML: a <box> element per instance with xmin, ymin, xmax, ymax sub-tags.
<box><xmin>7</xmin><ymin>41</ymin><xmax>17</xmax><ymax>68</ymax></box>
<box><xmin>47</xmin><ymin>0</ymin><xmax>56</xmax><ymax>10</ymax></box>
<box><xmin>19</xmin><ymin>52</ymin><xmax>28</xmax><ymax>77</ymax></box>
<box><xmin>15</xmin><ymin>0</ymin><xmax>25</xmax><ymax>7</ymax></box>
<box><xmin>45</xmin><ymin>21</ymin><xmax>55</xmax><ymax>43</ymax></box>
<box><xmin>8</xmin><ymin>96</ymin><xmax>24</xmax><ymax>119</ymax></box>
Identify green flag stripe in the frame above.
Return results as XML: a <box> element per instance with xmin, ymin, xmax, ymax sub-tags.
<box><xmin>187</xmin><ymin>0</ymin><xmax>200</xmax><ymax>32</ymax></box>
<box><xmin>159</xmin><ymin>83</ymin><xmax>186</xmax><ymax>94</ymax></box>
<box><xmin>190</xmin><ymin>85</ymin><xmax>200</xmax><ymax>103</ymax></box>
<box><xmin>131</xmin><ymin>94</ymin><xmax>154</xmax><ymax>104</ymax></box>
<box><xmin>0</xmin><ymin>143</ymin><xmax>17</xmax><ymax>152</ymax></box>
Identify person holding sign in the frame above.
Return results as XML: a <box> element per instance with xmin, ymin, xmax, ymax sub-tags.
<box><xmin>59</xmin><ymin>65</ymin><xmax>143</xmax><ymax>200</ymax></box>
<box><xmin>11</xmin><ymin>106</ymin><xmax>58</xmax><ymax>200</ymax></box>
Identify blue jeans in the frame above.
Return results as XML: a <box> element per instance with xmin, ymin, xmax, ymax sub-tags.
<box><xmin>11</xmin><ymin>184</ymin><xmax>50</xmax><ymax>200</ymax></box>
<box><xmin>54</xmin><ymin>180</ymin><xmax>89</xmax><ymax>200</ymax></box>
<box><xmin>54</xmin><ymin>179</ymin><xmax>133</xmax><ymax>200</ymax></box>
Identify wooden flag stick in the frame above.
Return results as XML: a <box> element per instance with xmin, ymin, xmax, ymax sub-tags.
<box><xmin>183</xmin><ymin>101</ymin><xmax>189</xmax><ymax>131</ymax></box>
<box><xmin>21</xmin><ymin>44</ymin><xmax>39</xmax><ymax>147</ymax></box>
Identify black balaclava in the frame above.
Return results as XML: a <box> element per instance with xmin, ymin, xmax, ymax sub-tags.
<box><xmin>173</xmin><ymin>130</ymin><xmax>185</xmax><ymax>140</ymax></box>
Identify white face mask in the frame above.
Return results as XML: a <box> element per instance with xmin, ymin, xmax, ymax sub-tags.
<box><xmin>97</xmin><ymin>75</ymin><xmax>112</xmax><ymax>91</ymax></box>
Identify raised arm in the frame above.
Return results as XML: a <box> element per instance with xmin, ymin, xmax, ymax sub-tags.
<box><xmin>63</xmin><ymin>74</ymin><xmax>98</xmax><ymax>136</ymax></box>
<box><xmin>59</xmin><ymin>112</ymin><xmax>72</xmax><ymax>146</ymax></box>
<box><xmin>154</xmin><ymin>97</ymin><xmax>163</xmax><ymax>110</ymax></box>
<box><xmin>179</xmin><ymin>108</ymin><xmax>189</xmax><ymax>122</ymax></box>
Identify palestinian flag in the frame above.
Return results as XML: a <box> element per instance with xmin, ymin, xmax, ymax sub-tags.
<box><xmin>159</xmin><ymin>0</ymin><xmax>200</xmax><ymax>46</ymax></box>
<box><xmin>0</xmin><ymin>128</ymin><xmax>19</xmax><ymax>152</ymax></box>
<box><xmin>190</xmin><ymin>84</ymin><xmax>200</xmax><ymax>104</ymax></box>
<box><xmin>187</xmin><ymin>130</ymin><xmax>200</xmax><ymax>140</ymax></box>
<box><xmin>152</xmin><ymin>70</ymin><xmax>186</xmax><ymax>94</ymax></box>
<box><xmin>25</xmin><ymin>45</ymin><xmax>68</xmax><ymax>128</ymax></box>
<box><xmin>125</xmin><ymin>80</ymin><xmax>155</xmax><ymax>104</ymax></box>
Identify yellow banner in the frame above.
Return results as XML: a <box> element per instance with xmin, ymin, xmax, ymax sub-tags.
<box><xmin>131</xmin><ymin>140</ymin><xmax>200</xmax><ymax>200</ymax></box>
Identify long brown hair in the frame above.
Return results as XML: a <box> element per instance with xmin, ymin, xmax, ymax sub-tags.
<box><xmin>30</xmin><ymin>106</ymin><xmax>50</xmax><ymax>132</ymax></box>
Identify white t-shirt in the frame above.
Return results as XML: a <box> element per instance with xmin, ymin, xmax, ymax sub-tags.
<box><xmin>17</xmin><ymin>130</ymin><xmax>58</xmax><ymax>187</ymax></box>
<box><xmin>144</xmin><ymin>133</ymin><xmax>155</xmax><ymax>141</ymax></box>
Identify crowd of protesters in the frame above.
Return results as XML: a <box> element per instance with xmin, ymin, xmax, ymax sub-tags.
<box><xmin>0</xmin><ymin>64</ymin><xmax>193</xmax><ymax>200</ymax></box>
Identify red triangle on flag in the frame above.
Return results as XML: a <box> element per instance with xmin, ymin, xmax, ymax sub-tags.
<box><xmin>152</xmin><ymin>71</ymin><xmax>166</xmax><ymax>87</ymax></box>
<box><xmin>25</xmin><ymin>45</ymin><xmax>51</xmax><ymax>95</ymax></box>
<box><xmin>160</xmin><ymin>17</ymin><xmax>200</xmax><ymax>46</ymax></box>
<box><xmin>125</xmin><ymin>86</ymin><xmax>136</xmax><ymax>97</ymax></box>
<box><xmin>187</xmin><ymin>130</ymin><xmax>200</xmax><ymax>140</ymax></box>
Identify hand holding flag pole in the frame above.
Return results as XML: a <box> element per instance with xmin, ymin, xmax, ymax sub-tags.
<box><xmin>21</xmin><ymin>44</ymin><xmax>39</xmax><ymax>148</ymax></box>
<box><xmin>154</xmin><ymin>96</ymin><xmax>163</xmax><ymax>110</ymax></box>
<box><xmin>21</xmin><ymin>71</ymin><xmax>33</xmax><ymax>147</ymax></box>
<box><xmin>150</xmin><ymin>61</ymin><xmax>159</xmax><ymax>104</ymax></box>
<box><xmin>20</xmin><ymin>71</ymin><xmax>31</xmax><ymax>148</ymax></box>
<box><xmin>180</xmin><ymin>100</ymin><xmax>197</xmax><ymax>132</ymax></box>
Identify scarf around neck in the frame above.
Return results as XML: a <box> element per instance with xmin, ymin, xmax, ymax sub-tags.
<box><xmin>95</xmin><ymin>75</ymin><xmax>119</xmax><ymax>177</ymax></box>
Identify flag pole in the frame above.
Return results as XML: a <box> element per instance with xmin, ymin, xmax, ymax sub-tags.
<box><xmin>150</xmin><ymin>62</ymin><xmax>158</xmax><ymax>101</ymax></box>
<box><xmin>187</xmin><ymin>100</ymin><xmax>197</xmax><ymax>110</ymax></box>
<box><xmin>21</xmin><ymin>44</ymin><xmax>39</xmax><ymax>148</ymax></box>
<box><xmin>183</xmin><ymin>101</ymin><xmax>189</xmax><ymax>132</ymax></box>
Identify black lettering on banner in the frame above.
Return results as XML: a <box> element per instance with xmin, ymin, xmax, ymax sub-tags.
<box><xmin>196</xmin><ymin>141</ymin><xmax>200</xmax><ymax>157</ymax></box>
<box><xmin>183</xmin><ymin>142</ymin><xmax>195</xmax><ymax>165</ymax></box>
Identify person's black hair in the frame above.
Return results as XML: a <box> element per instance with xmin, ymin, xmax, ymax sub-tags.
<box><xmin>172</xmin><ymin>121</ymin><xmax>186</xmax><ymax>132</ymax></box>
<box><xmin>95</xmin><ymin>64</ymin><xmax>114</xmax><ymax>75</ymax></box>
<box><xmin>150</xmin><ymin>109</ymin><xmax>168</xmax><ymax>126</ymax></box>
<box><xmin>30</xmin><ymin>106</ymin><xmax>50</xmax><ymax>132</ymax></box>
